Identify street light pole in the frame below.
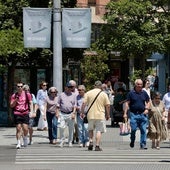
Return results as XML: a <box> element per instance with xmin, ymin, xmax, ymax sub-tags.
<box><xmin>53</xmin><ymin>0</ymin><xmax>62</xmax><ymax>93</ymax></box>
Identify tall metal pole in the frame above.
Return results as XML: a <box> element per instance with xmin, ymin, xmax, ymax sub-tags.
<box><xmin>53</xmin><ymin>0</ymin><xmax>62</xmax><ymax>93</ymax></box>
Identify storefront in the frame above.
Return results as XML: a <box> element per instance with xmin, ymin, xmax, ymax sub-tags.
<box><xmin>0</xmin><ymin>67</ymin><xmax>51</xmax><ymax>126</ymax></box>
<box><xmin>0</xmin><ymin>63</ymin><xmax>82</xmax><ymax>126</ymax></box>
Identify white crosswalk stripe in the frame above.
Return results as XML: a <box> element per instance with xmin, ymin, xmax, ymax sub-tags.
<box><xmin>15</xmin><ymin>146</ymin><xmax>170</xmax><ymax>164</ymax></box>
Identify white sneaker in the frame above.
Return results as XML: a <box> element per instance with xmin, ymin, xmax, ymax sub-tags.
<box><xmin>79</xmin><ymin>143</ymin><xmax>83</xmax><ymax>147</ymax></box>
<box><xmin>68</xmin><ymin>142</ymin><xmax>73</xmax><ymax>147</ymax></box>
<box><xmin>85</xmin><ymin>141</ymin><xmax>89</xmax><ymax>147</ymax></box>
<box><xmin>59</xmin><ymin>140</ymin><xmax>65</xmax><ymax>148</ymax></box>
<box><xmin>16</xmin><ymin>144</ymin><xmax>21</xmax><ymax>149</ymax></box>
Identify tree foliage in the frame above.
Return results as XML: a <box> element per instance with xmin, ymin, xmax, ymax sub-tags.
<box><xmin>81</xmin><ymin>44</ymin><xmax>109</xmax><ymax>90</ymax></box>
<box><xmin>129</xmin><ymin>67</ymin><xmax>154</xmax><ymax>83</ymax></box>
<box><xmin>0</xmin><ymin>0</ymin><xmax>29</xmax><ymax>71</ymax></box>
<box><xmin>97</xmin><ymin>0</ymin><xmax>170</xmax><ymax>72</ymax></box>
<box><xmin>0</xmin><ymin>0</ymin><xmax>54</xmax><ymax>71</ymax></box>
<box><xmin>0</xmin><ymin>29</ymin><xmax>26</xmax><ymax>57</ymax></box>
<box><xmin>0</xmin><ymin>0</ymin><xmax>29</xmax><ymax>29</ymax></box>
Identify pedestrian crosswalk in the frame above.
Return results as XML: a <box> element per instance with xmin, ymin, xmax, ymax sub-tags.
<box><xmin>15</xmin><ymin>145</ymin><xmax>170</xmax><ymax>164</ymax></box>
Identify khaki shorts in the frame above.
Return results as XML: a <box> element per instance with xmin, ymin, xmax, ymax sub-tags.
<box><xmin>88</xmin><ymin>119</ymin><xmax>106</xmax><ymax>133</ymax></box>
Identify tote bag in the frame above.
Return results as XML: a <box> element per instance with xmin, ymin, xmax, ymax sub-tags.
<box><xmin>119</xmin><ymin>118</ymin><xmax>131</xmax><ymax>136</ymax></box>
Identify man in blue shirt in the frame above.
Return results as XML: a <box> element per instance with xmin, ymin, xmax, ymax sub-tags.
<box><xmin>123</xmin><ymin>79</ymin><xmax>150</xmax><ymax>149</ymax></box>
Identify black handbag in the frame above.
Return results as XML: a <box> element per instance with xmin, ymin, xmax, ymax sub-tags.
<box><xmin>83</xmin><ymin>90</ymin><xmax>102</xmax><ymax>124</ymax></box>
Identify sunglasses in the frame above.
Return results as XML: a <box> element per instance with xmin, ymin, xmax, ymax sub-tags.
<box><xmin>78</xmin><ymin>89</ymin><xmax>83</xmax><ymax>91</ymax></box>
<box><xmin>51</xmin><ymin>91</ymin><xmax>56</xmax><ymax>93</ymax></box>
<box><xmin>17</xmin><ymin>86</ymin><xmax>23</xmax><ymax>88</ymax></box>
<box><xmin>42</xmin><ymin>84</ymin><xmax>47</xmax><ymax>86</ymax></box>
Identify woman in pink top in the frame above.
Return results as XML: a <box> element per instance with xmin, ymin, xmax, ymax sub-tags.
<box><xmin>44</xmin><ymin>87</ymin><xmax>59</xmax><ymax>144</ymax></box>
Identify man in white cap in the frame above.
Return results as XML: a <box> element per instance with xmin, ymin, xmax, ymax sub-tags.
<box><xmin>81</xmin><ymin>80</ymin><xmax>110</xmax><ymax>151</ymax></box>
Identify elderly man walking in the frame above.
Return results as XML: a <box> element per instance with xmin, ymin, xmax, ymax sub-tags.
<box><xmin>123</xmin><ymin>79</ymin><xmax>150</xmax><ymax>149</ymax></box>
<box><xmin>81</xmin><ymin>80</ymin><xmax>110</xmax><ymax>151</ymax></box>
<box><xmin>57</xmin><ymin>82</ymin><xmax>77</xmax><ymax>147</ymax></box>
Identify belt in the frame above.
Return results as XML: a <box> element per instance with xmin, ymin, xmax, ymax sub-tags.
<box><xmin>130</xmin><ymin>110</ymin><xmax>144</xmax><ymax>114</ymax></box>
<box><xmin>47</xmin><ymin>111</ymin><xmax>55</xmax><ymax>114</ymax></box>
<box><xmin>61</xmin><ymin>111</ymin><xmax>72</xmax><ymax>114</ymax></box>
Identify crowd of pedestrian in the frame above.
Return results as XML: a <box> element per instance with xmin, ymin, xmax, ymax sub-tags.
<box><xmin>10</xmin><ymin>75</ymin><xmax>170</xmax><ymax>151</ymax></box>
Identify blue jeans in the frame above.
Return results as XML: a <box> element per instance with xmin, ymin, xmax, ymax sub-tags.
<box><xmin>129</xmin><ymin>112</ymin><xmax>148</xmax><ymax>147</ymax></box>
<box><xmin>46</xmin><ymin>112</ymin><xmax>58</xmax><ymax>141</ymax></box>
<box><xmin>77</xmin><ymin>114</ymin><xmax>89</xmax><ymax>144</ymax></box>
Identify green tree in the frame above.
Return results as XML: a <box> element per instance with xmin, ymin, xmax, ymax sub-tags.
<box><xmin>0</xmin><ymin>0</ymin><xmax>52</xmax><ymax>125</ymax></box>
<box><xmin>81</xmin><ymin>44</ymin><xmax>109</xmax><ymax>90</ymax></box>
<box><xmin>97</xmin><ymin>0</ymin><xmax>170</xmax><ymax>77</ymax></box>
<box><xmin>129</xmin><ymin>67</ymin><xmax>154</xmax><ymax>84</ymax></box>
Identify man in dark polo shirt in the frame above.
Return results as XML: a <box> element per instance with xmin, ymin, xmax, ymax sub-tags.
<box><xmin>123</xmin><ymin>79</ymin><xmax>150</xmax><ymax>149</ymax></box>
